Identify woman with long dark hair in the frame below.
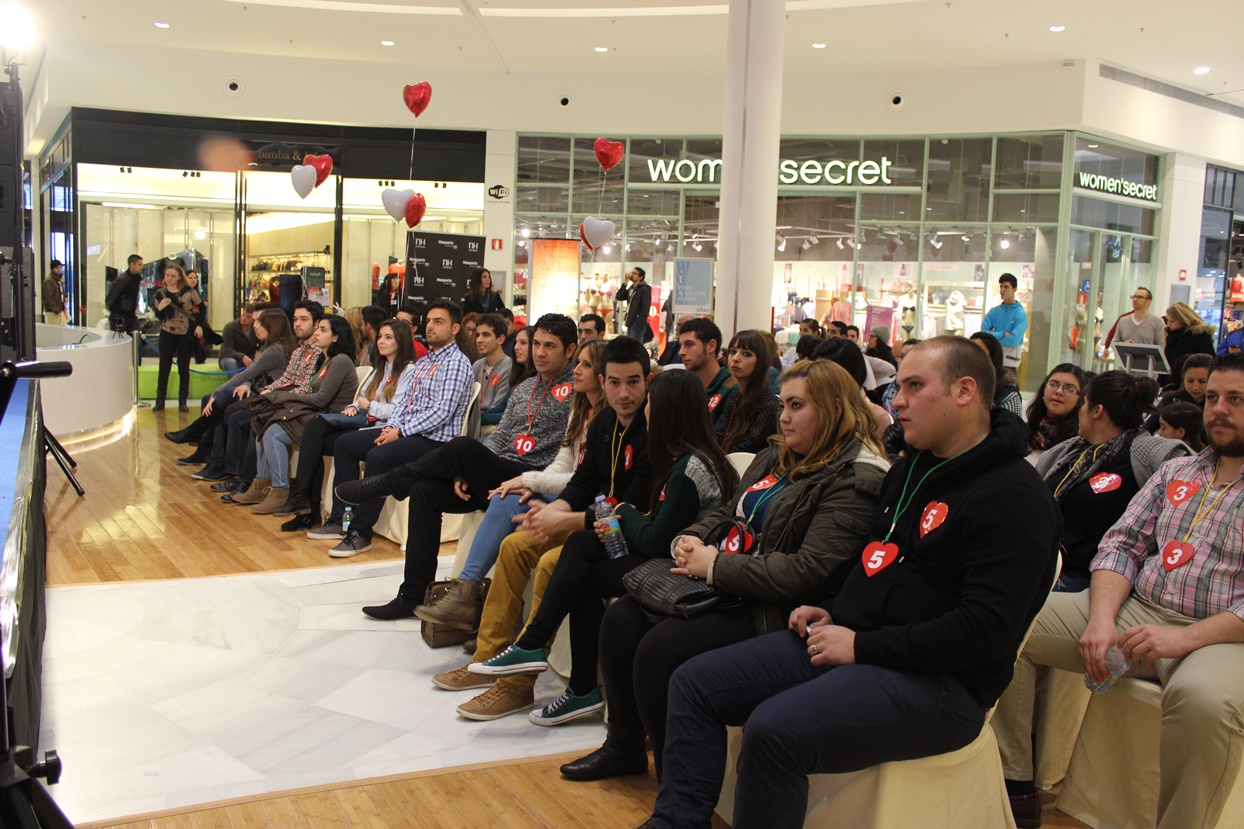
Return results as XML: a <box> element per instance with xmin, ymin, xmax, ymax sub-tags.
<box><xmin>564</xmin><ymin>359</ymin><xmax>888</xmax><ymax>782</ymax></box>
<box><xmin>463</xmin><ymin>268</ymin><xmax>506</xmax><ymax>315</ymax></box>
<box><xmin>1036</xmin><ymin>370</ymin><xmax>1186</xmax><ymax>591</ymax></box>
<box><xmin>275</xmin><ymin>319</ymin><xmax>417</xmax><ymax>528</ymax></box>
<box><xmin>375</xmin><ymin>273</ymin><xmax>402</xmax><ymax>319</ymax></box>
<box><xmin>153</xmin><ymin>262</ymin><xmax>203</xmax><ymax>412</ymax></box>
<box><xmin>714</xmin><ymin>329</ymin><xmax>781</xmax><ymax>454</ymax></box>
<box><xmin>970</xmin><ymin>331</ymin><xmax>1023</xmax><ymax>415</ymax></box>
<box><xmin>1156</xmin><ymin>401</ymin><xmax>1206</xmax><ymax>452</ymax></box>
<box><xmin>1025</xmin><ymin>362</ymin><xmax>1088</xmax><ymax>456</ymax></box>
<box><xmin>483</xmin><ymin>325</ymin><xmax>533</xmax><ymax>426</ymax></box>
<box><xmin>469</xmin><ymin>368</ymin><xmax>737</xmax><ymax>728</ymax></box>
<box><xmin>233</xmin><ymin>314</ymin><xmax>358</xmax><ymax>513</ymax></box>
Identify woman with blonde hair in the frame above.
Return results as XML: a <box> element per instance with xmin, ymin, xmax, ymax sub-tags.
<box><xmin>153</xmin><ymin>262</ymin><xmax>203</xmax><ymax>412</ymax></box>
<box><xmin>1163</xmin><ymin>301</ymin><xmax>1215</xmax><ymax>380</ymax></box>
<box><xmin>563</xmin><ymin>359</ymin><xmax>888</xmax><ymax>782</ymax></box>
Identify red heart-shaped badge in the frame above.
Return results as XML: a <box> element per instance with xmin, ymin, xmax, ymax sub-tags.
<box><xmin>862</xmin><ymin>541</ymin><xmax>899</xmax><ymax>577</ymax></box>
<box><xmin>594</xmin><ymin>138</ymin><xmax>624</xmax><ymax>171</ymax></box>
<box><xmin>513</xmin><ymin>434</ymin><xmax>535</xmax><ymax>456</ymax></box>
<box><xmin>301</xmin><ymin>153</ymin><xmax>333</xmax><ymax>187</ymax></box>
<box><xmin>919</xmin><ymin>501</ymin><xmax>949</xmax><ymax>538</ymax></box>
<box><xmin>1162</xmin><ymin>540</ymin><xmax>1195</xmax><ymax>572</ymax></box>
<box><xmin>550</xmin><ymin>383</ymin><xmax>572</xmax><ymax>402</ymax></box>
<box><xmin>1166</xmin><ymin>480</ymin><xmax>1201</xmax><ymax>506</ymax></box>
<box><xmin>723</xmin><ymin>525</ymin><xmax>753</xmax><ymax>555</ymax></box>
<box><xmin>1090</xmin><ymin>472</ymin><xmax>1123</xmax><ymax>494</ymax></box>
<box><xmin>404</xmin><ymin>193</ymin><xmax>427</xmax><ymax>229</ymax></box>
<box><xmin>625</xmin><ymin>445</ymin><xmax>633</xmax><ymax>470</ymax></box>
<box><xmin>403</xmin><ymin>82</ymin><xmax>432</xmax><ymax>117</ymax></box>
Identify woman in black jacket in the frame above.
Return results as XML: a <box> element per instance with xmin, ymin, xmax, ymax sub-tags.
<box><xmin>714</xmin><ymin>329</ymin><xmax>781</xmax><ymax>454</ymax></box>
<box><xmin>1163</xmin><ymin>301</ymin><xmax>1215</xmax><ymax>381</ymax></box>
<box><xmin>462</xmin><ymin>268</ymin><xmax>506</xmax><ymax>315</ymax></box>
<box><xmin>153</xmin><ymin>263</ymin><xmax>203</xmax><ymax>412</ymax></box>
<box><xmin>563</xmin><ymin>359</ymin><xmax>887</xmax><ymax>783</ymax></box>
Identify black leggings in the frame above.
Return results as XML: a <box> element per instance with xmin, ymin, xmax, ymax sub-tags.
<box><xmin>598</xmin><ymin>595</ymin><xmax>757</xmax><ymax>777</ymax></box>
<box><xmin>292</xmin><ymin>415</ymin><xmax>349</xmax><ymax>506</ymax></box>
<box><xmin>515</xmin><ymin>529</ymin><xmax>642</xmax><ymax>695</ymax></box>
<box><xmin>157</xmin><ymin>329</ymin><xmax>196</xmax><ymax>405</ymax></box>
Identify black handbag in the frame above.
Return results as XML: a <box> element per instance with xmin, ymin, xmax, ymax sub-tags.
<box><xmin>622</xmin><ymin>518</ymin><xmax>757</xmax><ymax>620</ymax></box>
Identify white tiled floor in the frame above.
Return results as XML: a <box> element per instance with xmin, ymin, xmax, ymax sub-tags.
<box><xmin>41</xmin><ymin>562</ymin><xmax>603</xmax><ymax>825</ymax></box>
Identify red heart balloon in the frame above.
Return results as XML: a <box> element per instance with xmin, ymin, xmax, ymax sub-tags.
<box><xmin>404</xmin><ymin>193</ymin><xmax>427</xmax><ymax>228</ymax></box>
<box><xmin>594</xmin><ymin>138</ymin><xmax>624</xmax><ymax>172</ymax></box>
<box><xmin>403</xmin><ymin>82</ymin><xmax>432</xmax><ymax>117</ymax></box>
<box><xmin>302</xmin><ymin>154</ymin><xmax>333</xmax><ymax>187</ymax></box>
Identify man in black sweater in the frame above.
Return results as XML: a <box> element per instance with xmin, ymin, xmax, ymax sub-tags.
<box><xmin>106</xmin><ymin>254</ymin><xmax>144</xmax><ymax>334</ymax></box>
<box><xmin>640</xmin><ymin>336</ymin><xmax>1060</xmax><ymax>829</ymax></box>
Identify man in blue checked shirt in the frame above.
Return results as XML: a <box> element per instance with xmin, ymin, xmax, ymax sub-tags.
<box><xmin>309</xmin><ymin>298</ymin><xmax>474</xmax><ymax>558</ymax></box>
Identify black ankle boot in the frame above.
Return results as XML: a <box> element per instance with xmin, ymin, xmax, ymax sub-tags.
<box><xmin>281</xmin><ymin>513</ymin><xmax>320</xmax><ymax>533</ymax></box>
<box><xmin>335</xmin><ymin>473</ymin><xmax>396</xmax><ymax>506</ymax></box>
<box><xmin>560</xmin><ymin>734</ymin><xmax>648</xmax><ymax>781</ymax></box>
<box><xmin>164</xmin><ymin>428</ymin><xmax>194</xmax><ymax>444</ymax></box>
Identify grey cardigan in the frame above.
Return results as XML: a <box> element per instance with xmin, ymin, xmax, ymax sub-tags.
<box><xmin>290</xmin><ymin>353</ymin><xmax>358</xmax><ymax>414</ymax></box>
<box><xmin>219</xmin><ymin>344</ymin><xmax>290</xmax><ymax>396</ymax></box>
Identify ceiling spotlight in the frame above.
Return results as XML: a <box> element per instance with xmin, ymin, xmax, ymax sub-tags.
<box><xmin>517</xmin><ymin>240</ymin><xmax>526</xmax><ymax>248</ymax></box>
<box><xmin>601</xmin><ymin>244</ymin><xmax>612</xmax><ymax>253</ymax></box>
<box><xmin>931</xmin><ymin>238</ymin><xmax>943</xmax><ymax>250</ymax></box>
<box><xmin>693</xmin><ymin>242</ymin><xmax>703</xmax><ymax>252</ymax></box>
<box><xmin>1087</xmin><ymin>143</ymin><xmax>1099</xmax><ymax>148</ymax></box>
<box><xmin>155</xmin><ymin>21</ymin><xmax>170</xmax><ymax>29</ymax></box>
<box><xmin>1048</xmin><ymin>25</ymin><xmax>1065</xmax><ymax>32</ymax></box>
<box><xmin>808</xmin><ymin>234</ymin><xmax>820</xmax><ymax>245</ymax></box>
<box><xmin>1000</xmin><ymin>236</ymin><xmax>1011</xmax><ymax>250</ymax></box>
<box><xmin>594</xmin><ymin>46</ymin><xmax>609</xmax><ymax>53</ymax></box>
<box><xmin>520</xmin><ymin>227</ymin><xmax>530</xmax><ymax>238</ymax></box>
<box><xmin>801</xmin><ymin>240</ymin><xmax>812</xmax><ymax>251</ymax></box>
<box><xmin>1194</xmin><ymin>66</ymin><xmax>1212</xmax><ymax>75</ymax></box>
<box><xmin>812</xmin><ymin>43</ymin><xmax>827</xmax><ymax>49</ymax></box>
<box><xmin>835</xmin><ymin>238</ymin><xmax>845</xmax><ymax>250</ymax></box>
<box><xmin>846</xmin><ymin>239</ymin><xmax>856</xmax><ymax>249</ymax></box>
<box><xmin>962</xmin><ymin>234</ymin><xmax>971</xmax><ymax>242</ymax></box>
<box><xmin>381</xmin><ymin>40</ymin><xmax>395</xmax><ymax>46</ymax></box>
<box><xmin>776</xmin><ymin>234</ymin><xmax>787</xmax><ymax>252</ymax></box>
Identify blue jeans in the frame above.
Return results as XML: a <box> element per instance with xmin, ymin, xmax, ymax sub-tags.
<box><xmin>219</xmin><ymin>357</ymin><xmax>242</xmax><ymax>371</ymax></box>
<box><xmin>1054</xmin><ymin>569</ymin><xmax>1091</xmax><ymax>593</ymax></box>
<box><xmin>627</xmin><ymin>323</ymin><xmax>647</xmax><ymax>342</ymax></box>
<box><xmin>457</xmin><ymin>491</ymin><xmax>547</xmax><ymax>582</ymax></box>
<box><xmin>255</xmin><ymin>424</ymin><xmax>294</xmax><ymax>487</ymax></box>
<box><xmin>649</xmin><ymin>630</ymin><xmax>985</xmax><ymax>829</ymax></box>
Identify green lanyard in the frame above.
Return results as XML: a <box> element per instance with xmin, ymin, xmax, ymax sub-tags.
<box><xmin>883</xmin><ymin>450</ymin><xmax>965</xmax><ymax>543</ymax></box>
<box><xmin>745</xmin><ymin>473</ymin><xmax>789</xmax><ymax>530</ymax></box>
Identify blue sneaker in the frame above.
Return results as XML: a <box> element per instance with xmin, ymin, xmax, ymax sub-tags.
<box><xmin>467</xmin><ymin>644</ymin><xmax>549</xmax><ymax>676</ymax></box>
<box><xmin>529</xmin><ymin>687</ymin><xmax>605</xmax><ymax>726</ymax></box>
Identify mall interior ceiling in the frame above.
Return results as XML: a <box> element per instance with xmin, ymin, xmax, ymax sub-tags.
<box><xmin>20</xmin><ymin>0</ymin><xmax>1244</xmax><ymax>155</ymax></box>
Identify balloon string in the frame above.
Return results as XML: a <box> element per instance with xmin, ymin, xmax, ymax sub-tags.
<box><xmin>599</xmin><ymin>168</ymin><xmax>606</xmax><ymax>215</ymax></box>
<box><xmin>409</xmin><ymin>126</ymin><xmax>417</xmax><ymax>181</ymax></box>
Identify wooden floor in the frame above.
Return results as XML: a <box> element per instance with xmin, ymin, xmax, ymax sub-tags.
<box><xmin>47</xmin><ymin>408</ymin><xmax>1087</xmax><ymax>829</ymax></box>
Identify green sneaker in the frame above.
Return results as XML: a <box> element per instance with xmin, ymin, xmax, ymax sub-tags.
<box><xmin>529</xmin><ymin>687</ymin><xmax>605</xmax><ymax>726</ymax></box>
<box><xmin>466</xmin><ymin>644</ymin><xmax>549</xmax><ymax>676</ymax></box>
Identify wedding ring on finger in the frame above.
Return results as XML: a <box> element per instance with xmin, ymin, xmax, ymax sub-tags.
<box><xmin>810</xmin><ymin>644</ymin><xmax>819</xmax><ymax>655</ymax></box>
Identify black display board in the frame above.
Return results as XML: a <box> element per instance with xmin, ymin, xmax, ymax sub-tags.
<box><xmin>403</xmin><ymin>231</ymin><xmax>486</xmax><ymax>313</ymax></box>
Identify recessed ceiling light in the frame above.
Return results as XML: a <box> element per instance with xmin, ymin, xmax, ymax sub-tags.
<box><xmin>381</xmin><ymin>40</ymin><xmax>394</xmax><ymax>46</ymax></box>
<box><xmin>155</xmin><ymin>21</ymin><xmax>170</xmax><ymax>28</ymax></box>
<box><xmin>1048</xmin><ymin>25</ymin><xmax>1065</xmax><ymax>32</ymax></box>
<box><xmin>1088</xmin><ymin>143</ymin><xmax>1099</xmax><ymax>148</ymax></box>
<box><xmin>1194</xmin><ymin>66</ymin><xmax>1212</xmax><ymax>75</ymax></box>
<box><xmin>812</xmin><ymin>43</ymin><xmax>827</xmax><ymax>49</ymax></box>
<box><xmin>594</xmin><ymin>46</ymin><xmax>609</xmax><ymax>53</ymax></box>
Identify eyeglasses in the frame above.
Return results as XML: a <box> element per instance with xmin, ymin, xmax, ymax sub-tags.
<box><xmin>1131</xmin><ymin>294</ymin><xmax>1151</xmax><ymax>301</ymax></box>
<box><xmin>1046</xmin><ymin>380</ymin><xmax>1081</xmax><ymax>395</ymax></box>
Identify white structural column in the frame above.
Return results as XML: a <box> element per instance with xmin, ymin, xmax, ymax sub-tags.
<box><xmin>714</xmin><ymin>0</ymin><xmax>786</xmax><ymax>340</ymax></box>
<box><xmin>1155</xmin><ymin>153</ymin><xmax>1207</xmax><ymax>307</ymax></box>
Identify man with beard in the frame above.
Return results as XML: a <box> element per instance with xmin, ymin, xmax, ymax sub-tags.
<box><xmin>995</xmin><ymin>352</ymin><xmax>1244</xmax><ymax>829</ymax></box>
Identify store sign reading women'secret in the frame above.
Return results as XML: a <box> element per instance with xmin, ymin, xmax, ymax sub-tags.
<box><xmin>646</xmin><ymin>156</ymin><xmax>895</xmax><ymax>187</ymax></box>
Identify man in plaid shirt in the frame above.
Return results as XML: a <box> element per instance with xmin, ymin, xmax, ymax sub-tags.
<box><xmin>995</xmin><ymin>352</ymin><xmax>1244</xmax><ymax>829</ymax></box>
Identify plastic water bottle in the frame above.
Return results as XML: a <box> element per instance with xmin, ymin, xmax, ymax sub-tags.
<box><xmin>1083</xmin><ymin>646</ymin><xmax>1132</xmax><ymax>694</ymax></box>
<box><xmin>343</xmin><ymin>506</ymin><xmax>353</xmax><ymax>534</ymax></box>
<box><xmin>595</xmin><ymin>495</ymin><xmax>629</xmax><ymax>559</ymax></box>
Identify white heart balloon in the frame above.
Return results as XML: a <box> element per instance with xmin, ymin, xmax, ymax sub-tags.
<box><xmin>581</xmin><ymin>217</ymin><xmax>616</xmax><ymax>250</ymax></box>
<box><xmin>290</xmin><ymin>165</ymin><xmax>317</xmax><ymax>200</ymax></box>
<box><xmin>382</xmin><ymin>188</ymin><xmax>416</xmax><ymax>222</ymax></box>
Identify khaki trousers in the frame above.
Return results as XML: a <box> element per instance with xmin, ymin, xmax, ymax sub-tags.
<box><xmin>993</xmin><ymin>589</ymin><xmax>1244</xmax><ymax>829</ymax></box>
<box><xmin>473</xmin><ymin>529</ymin><xmax>566</xmax><ymax>691</ymax></box>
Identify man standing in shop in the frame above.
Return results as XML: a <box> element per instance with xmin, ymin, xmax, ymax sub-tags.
<box><xmin>42</xmin><ymin>259</ymin><xmax>68</xmax><ymax>325</ymax></box>
<box><xmin>106</xmin><ymin>254</ymin><xmax>144</xmax><ymax>335</ymax></box>
<box><xmin>617</xmin><ymin>267</ymin><xmax>652</xmax><ymax>343</ymax></box>
<box><xmin>677</xmin><ymin>318</ymin><xmax>736</xmax><ymax>424</ymax></box>
<box><xmin>1108</xmin><ymin>287</ymin><xmax>1165</xmax><ymax>348</ymax></box>
<box><xmin>982</xmin><ymin>273</ymin><xmax>1028</xmax><ymax>368</ymax></box>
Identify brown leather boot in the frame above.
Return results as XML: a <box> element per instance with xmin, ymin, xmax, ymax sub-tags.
<box><xmin>230</xmin><ymin>478</ymin><xmax>270</xmax><ymax>506</ymax></box>
<box><xmin>414</xmin><ymin>579</ymin><xmax>483</xmax><ymax>631</ymax></box>
<box><xmin>252</xmin><ymin>486</ymin><xmax>289</xmax><ymax>515</ymax></box>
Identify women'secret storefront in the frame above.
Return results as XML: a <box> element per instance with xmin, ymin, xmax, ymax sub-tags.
<box><xmin>38</xmin><ymin>109</ymin><xmax>487</xmax><ymax>333</ymax></box>
<box><xmin>513</xmin><ymin>132</ymin><xmax>1169</xmax><ymax>391</ymax></box>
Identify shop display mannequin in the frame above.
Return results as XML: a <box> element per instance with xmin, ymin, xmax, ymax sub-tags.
<box><xmin>898</xmin><ymin>289</ymin><xmax>918</xmax><ymax>338</ymax></box>
<box><xmin>944</xmin><ymin>290</ymin><xmax>965</xmax><ymax>336</ymax></box>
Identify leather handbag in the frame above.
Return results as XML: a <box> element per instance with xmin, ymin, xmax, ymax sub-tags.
<box><xmin>420</xmin><ymin>579</ymin><xmax>491</xmax><ymax>648</ymax></box>
<box><xmin>622</xmin><ymin>517</ymin><xmax>756</xmax><ymax>620</ymax></box>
